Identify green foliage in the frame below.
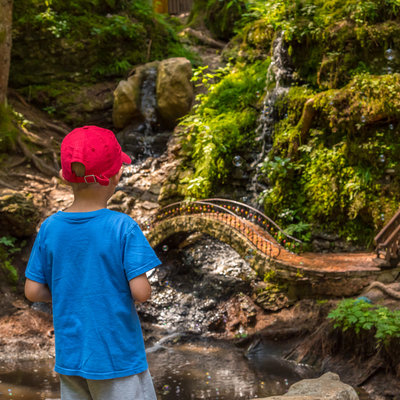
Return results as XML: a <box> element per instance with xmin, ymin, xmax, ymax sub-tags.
<box><xmin>179</xmin><ymin>60</ymin><xmax>269</xmax><ymax>198</ymax></box>
<box><xmin>263</xmin><ymin>269</ymin><xmax>277</xmax><ymax>282</ymax></box>
<box><xmin>240</xmin><ymin>0</ymin><xmax>400</xmax><ymax>88</ymax></box>
<box><xmin>243</xmin><ymin>0</ymin><xmax>400</xmax><ymax>40</ymax></box>
<box><xmin>11</xmin><ymin>0</ymin><xmax>195</xmax><ymax>87</ymax></box>
<box><xmin>260</xmin><ymin>74</ymin><xmax>400</xmax><ymax>245</ymax></box>
<box><xmin>328</xmin><ymin>299</ymin><xmax>400</xmax><ymax>346</ymax></box>
<box><xmin>0</xmin><ymin>236</ymin><xmax>24</xmax><ymax>286</ymax></box>
<box><xmin>189</xmin><ymin>0</ymin><xmax>248</xmax><ymax>40</ymax></box>
<box><xmin>205</xmin><ymin>0</ymin><xmax>248</xmax><ymax>40</ymax></box>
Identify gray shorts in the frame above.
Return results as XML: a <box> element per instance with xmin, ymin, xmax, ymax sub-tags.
<box><xmin>59</xmin><ymin>369</ymin><xmax>157</xmax><ymax>400</ymax></box>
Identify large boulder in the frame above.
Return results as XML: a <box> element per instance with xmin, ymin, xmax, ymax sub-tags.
<box><xmin>113</xmin><ymin>58</ymin><xmax>193</xmax><ymax>130</ymax></box>
<box><xmin>0</xmin><ymin>190</ymin><xmax>41</xmax><ymax>238</ymax></box>
<box><xmin>113</xmin><ymin>61</ymin><xmax>160</xmax><ymax>129</ymax></box>
<box><xmin>256</xmin><ymin>372</ymin><xmax>359</xmax><ymax>400</ymax></box>
<box><xmin>156</xmin><ymin>57</ymin><xmax>194</xmax><ymax>128</ymax></box>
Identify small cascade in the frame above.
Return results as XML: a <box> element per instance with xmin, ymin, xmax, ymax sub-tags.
<box><xmin>140</xmin><ymin>67</ymin><xmax>158</xmax><ymax>158</ymax></box>
<box><xmin>249</xmin><ymin>32</ymin><xmax>294</xmax><ymax>204</ymax></box>
<box><xmin>117</xmin><ymin>67</ymin><xmax>170</xmax><ymax>163</ymax></box>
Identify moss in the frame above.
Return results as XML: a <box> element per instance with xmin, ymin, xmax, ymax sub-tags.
<box><xmin>0</xmin><ymin>105</ymin><xmax>19</xmax><ymax>154</ymax></box>
<box><xmin>178</xmin><ymin>60</ymin><xmax>269</xmax><ymax>198</ymax></box>
<box><xmin>260</xmin><ymin>72</ymin><xmax>400</xmax><ymax>245</ymax></box>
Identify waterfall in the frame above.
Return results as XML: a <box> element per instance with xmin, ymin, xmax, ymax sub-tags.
<box><xmin>250</xmin><ymin>32</ymin><xmax>293</xmax><ymax>203</ymax></box>
<box><xmin>139</xmin><ymin>66</ymin><xmax>158</xmax><ymax>159</ymax></box>
<box><xmin>118</xmin><ymin>66</ymin><xmax>170</xmax><ymax>164</ymax></box>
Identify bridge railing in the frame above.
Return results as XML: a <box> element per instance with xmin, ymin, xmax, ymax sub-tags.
<box><xmin>374</xmin><ymin>208</ymin><xmax>400</xmax><ymax>265</ymax></box>
<box><xmin>143</xmin><ymin>198</ymin><xmax>304</xmax><ymax>256</ymax></box>
<box><xmin>204</xmin><ymin>198</ymin><xmax>303</xmax><ymax>253</ymax></box>
<box><xmin>144</xmin><ymin>200</ymin><xmax>281</xmax><ymax>258</ymax></box>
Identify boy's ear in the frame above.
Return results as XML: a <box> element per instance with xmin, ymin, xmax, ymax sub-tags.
<box><xmin>110</xmin><ymin>167</ymin><xmax>123</xmax><ymax>186</ymax></box>
<box><xmin>58</xmin><ymin>169</ymin><xmax>69</xmax><ymax>184</ymax></box>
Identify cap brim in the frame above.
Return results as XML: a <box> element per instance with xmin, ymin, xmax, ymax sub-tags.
<box><xmin>121</xmin><ymin>151</ymin><xmax>132</xmax><ymax>165</ymax></box>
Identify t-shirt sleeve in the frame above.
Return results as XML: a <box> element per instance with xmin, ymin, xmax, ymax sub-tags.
<box><xmin>123</xmin><ymin>223</ymin><xmax>161</xmax><ymax>281</ymax></box>
<box><xmin>25</xmin><ymin>230</ymin><xmax>47</xmax><ymax>284</ymax></box>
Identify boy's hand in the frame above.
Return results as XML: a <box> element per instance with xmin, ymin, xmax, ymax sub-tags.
<box><xmin>129</xmin><ymin>273</ymin><xmax>152</xmax><ymax>303</ymax></box>
<box><xmin>25</xmin><ymin>279</ymin><xmax>52</xmax><ymax>303</ymax></box>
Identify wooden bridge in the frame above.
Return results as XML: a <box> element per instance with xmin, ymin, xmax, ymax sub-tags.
<box><xmin>153</xmin><ymin>0</ymin><xmax>193</xmax><ymax>14</ymax></box>
<box><xmin>143</xmin><ymin>199</ymin><xmax>399</xmax><ymax>297</ymax></box>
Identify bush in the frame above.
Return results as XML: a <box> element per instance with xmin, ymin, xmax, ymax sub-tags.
<box><xmin>0</xmin><ymin>236</ymin><xmax>24</xmax><ymax>287</ymax></box>
<box><xmin>11</xmin><ymin>0</ymin><xmax>195</xmax><ymax>86</ymax></box>
<box><xmin>328</xmin><ymin>298</ymin><xmax>400</xmax><ymax>347</ymax></box>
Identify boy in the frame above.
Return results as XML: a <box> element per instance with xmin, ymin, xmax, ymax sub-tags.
<box><xmin>25</xmin><ymin>125</ymin><xmax>160</xmax><ymax>400</ymax></box>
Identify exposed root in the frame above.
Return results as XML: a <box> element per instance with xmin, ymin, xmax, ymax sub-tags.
<box><xmin>16</xmin><ymin>135</ymin><xmax>58</xmax><ymax>177</ymax></box>
<box><xmin>180</xmin><ymin>27</ymin><xmax>226</xmax><ymax>49</ymax></box>
<box><xmin>364</xmin><ymin>281</ymin><xmax>400</xmax><ymax>300</ymax></box>
<box><xmin>0</xmin><ymin>176</ymin><xmax>17</xmax><ymax>190</ymax></box>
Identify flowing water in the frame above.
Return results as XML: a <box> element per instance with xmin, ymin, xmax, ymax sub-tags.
<box><xmin>0</xmin><ymin>338</ymin><xmax>313</xmax><ymax>400</ymax></box>
<box><xmin>249</xmin><ymin>31</ymin><xmax>294</xmax><ymax>204</ymax></box>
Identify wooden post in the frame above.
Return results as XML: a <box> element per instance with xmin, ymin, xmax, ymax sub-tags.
<box><xmin>153</xmin><ymin>0</ymin><xmax>168</xmax><ymax>13</ymax></box>
<box><xmin>0</xmin><ymin>0</ymin><xmax>13</xmax><ymax>105</ymax></box>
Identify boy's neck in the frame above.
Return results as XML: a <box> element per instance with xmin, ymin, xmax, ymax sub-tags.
<box><xmin>65</xmin><ymin>189</ymin><xmax>110</xmax><ymax>213</ymax></box>
<box><xmin>65</xmin><ymin>202</ymin><xmax>107</xmax><ymax>213</ymax></box>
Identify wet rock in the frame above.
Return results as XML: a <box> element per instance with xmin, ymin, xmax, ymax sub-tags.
<box><xmin>254</xmin><ymin>282</ymin><xmax>292</xmax><ymax>311</ymax></box>
<box><xmin>140</xmin><ymin>190</ymin><xmax>158</xmax><ymax>203</ymax></box>
<box><xmin>137</xmin><ymin>235</ymin><xmax>257</xmax><ymax>334</ymax></box>
<box><xmin>148</xmin><ymin>183</ymin><xmax>162</xmax><ymax>196</ymax></box>
<box><xmin>109</xmin><ymin>190</ymin><xmax>127</xmax><ymax>204</ymax></box>
<box><xmin>113</xmin><ymin>61</ymin><xmax>160</xmax><ymax>129</ymax></box>
<box><xmin>113</xmin><ymin>58</ymin><xmax>193</xmax><ymax>131</ymax></box>
<box><xmin>0</xmin><ymin>190</ymin><xmax>40</xmax><ymax>237</ymax></box>
<box><xmin>158</xmin><ymin>183</ymin><xmax>178</xmax><ymax>203</ymax></box>
<box><xmin>141</xmin><ymin>201</ymin><xmax>159</xmax><ymax>210</ymax></box>
<box><xmin>311</xmin><ymin>238</ymin><xmax>331</xmax><ymax>251</ymax></box>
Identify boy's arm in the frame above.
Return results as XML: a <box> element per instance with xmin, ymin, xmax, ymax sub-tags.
<box><xmin>129</xmin><ymin>273</ymin><xmax>152</xmax><ymax>303</ymax></box>
<box><xmin>25</xmin><ymin>279</ymin><xmax>52</xmax><ymax>303</ymax></box>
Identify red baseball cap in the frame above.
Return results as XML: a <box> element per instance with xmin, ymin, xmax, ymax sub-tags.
<box><xmin>61</xmin><ymin>125</ymin><xmax>131</xmax><ymax>186</ymax></box>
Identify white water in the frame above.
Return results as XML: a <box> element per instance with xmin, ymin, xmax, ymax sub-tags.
<box><xmin>250</xmin><ymin>32</ymin><xmax>293</xmax><ymax>202</ymax></box>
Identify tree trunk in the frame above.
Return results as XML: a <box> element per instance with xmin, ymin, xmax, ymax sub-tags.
<box><xmin>0</xmin><ymin>0</ymin><xmax>13</xmax><ymax>105</ymax></box>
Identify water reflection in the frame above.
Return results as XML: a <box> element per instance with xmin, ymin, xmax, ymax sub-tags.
<box><xmin>0</xmin><ymin>337</ymin><xmax>313</xmax><ymax>399</ymax></box>
<box><xmin>148</xmin><ymin>337</ymin><xmax>303</xmax><ymax>399</ymax></box>
<box><xmin>0</xmin><ymin>359</ymin><xmax>59</xmax><ymax>399</ymax></box>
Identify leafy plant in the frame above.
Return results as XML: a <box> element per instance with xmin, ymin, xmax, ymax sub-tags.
<box><xmin>0</xmin><ymin>236</ymin><xmax>24</xmax><ymax>287</ymax></box>
<box><xmin>328</xmin><ymin>298</ymin><xmax>400</xmax><ymax>346</ymax></box>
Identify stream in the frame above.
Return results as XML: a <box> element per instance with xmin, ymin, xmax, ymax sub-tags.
<box><xmin>1</xmin><ymin>237</ymin><xmax>316</xmax><ymax>400</ymax></box>
<box><xmin>0</xmin><ymin>337</ymin><xmax>311</xmax><ymax>400</ymax></box>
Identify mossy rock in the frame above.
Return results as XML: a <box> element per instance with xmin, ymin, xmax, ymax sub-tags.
<box><xmin>0</xmin><ymin>190</ymin><xmax>40</xmax><ymax>238</ymax></box>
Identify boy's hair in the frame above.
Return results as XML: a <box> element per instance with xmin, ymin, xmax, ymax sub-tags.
<box><xmin>70</xmin><ymin>162</ymin><xmax>90</xmax><ymax>191</ymax></box>
<box><xmin>61</xmin><ymin>125</ymin><xmax>131</xmax><ymax>187</ymax></box>
<box><xmin>71</xmin><ymin>162</ymin><xmax>86</xmax><ymax>177</ymax></box>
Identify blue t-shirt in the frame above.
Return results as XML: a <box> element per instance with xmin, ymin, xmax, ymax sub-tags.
<box><xmin>25</xmin><ymin>208</ymin><xmax>161</xmax><ymax>380</ymax></box>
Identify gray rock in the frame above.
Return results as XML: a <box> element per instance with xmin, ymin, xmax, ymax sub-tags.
<box><xmin>156</xmin><ymin>57</ymin><xmax>194</xmax><ymax>127</ymax></box>
<box><xmin>255</xmin><ymin>372</ymin><xmax>359</xmax><ymax>400</ymax></box>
